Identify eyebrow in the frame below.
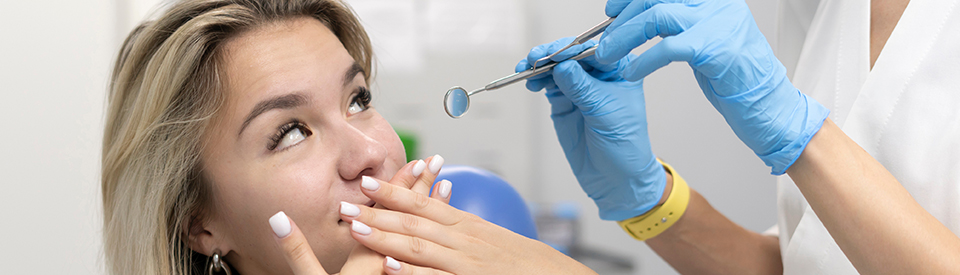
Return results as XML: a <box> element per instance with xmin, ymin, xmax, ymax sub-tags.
<box><xmin>342</xmin><ymin>62</ymin><xmax>365</xmax><ymax>88</ymax></box>
<box><xmin>236</xmin><ymin>62</ymin><xmax>365</xmax><ymax>137</ymax></box>
<box><xmin>238</xmin><ymin>93</ymin><xmax>307</xmax><ymax>137</ymax></box>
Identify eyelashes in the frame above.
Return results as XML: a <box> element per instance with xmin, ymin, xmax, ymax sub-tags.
<box><xmin>268</xmin><ymin>120</ymin><xmax>311</xmax><ymax>151</ymax></box>
<box><xmin>348</xmin><ymin>87</ymin><xmax>372</xmax><ymax>114</ymax></box>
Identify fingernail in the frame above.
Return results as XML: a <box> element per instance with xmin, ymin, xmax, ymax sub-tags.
<box><xmin>411</xmin><ymin>159</ymin><xmax>426</xmax><ymax>177</ymax></box>
<box><xmin>428</xmin><ymin>154</ymin><xmax>444</xmax><ymax>174</ymax></box>
<box><xmin>385</xmin><ymin>256</ymin><xmax>401</xmax><ymax>271</ymax></box>
<box><xmin>352</xmin><ymin>220</ymin><xmax>372</xmax><ymax>235</ymax></box>
<box><xmin>269</xmin><ymin>211</ymin><xmax>292</xmax><ymax>238</ymax></box>
<box><xmin>438</xmin><ymin>180</ymin><xmax>452</xmax><ymax>199</ymax></box>
<box><xmin>361</xmin><ymin>176</ymin><xmax>380</xmax><ymax>191</ymax></box>
<box><xmin>340</xmin><ymin>201</ymin><xmax>360</xmax><ymax>217</ymax></box>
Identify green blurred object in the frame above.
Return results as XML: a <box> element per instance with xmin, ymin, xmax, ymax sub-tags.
<box><xmin>395</xmin><ymin>128</ymin><xmax>419</xmax><ymax>163</ymax></box>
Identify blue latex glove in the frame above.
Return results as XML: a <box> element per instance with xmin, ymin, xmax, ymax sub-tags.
<box><xmin>599</xmin><ymin>0</ymin><xmax>830</xmax><ymax>174</ymax></box>
<box><xmin>516</xmin><ymin>37</ymin><xmax>666</xmax><ymax>221</ymax></box>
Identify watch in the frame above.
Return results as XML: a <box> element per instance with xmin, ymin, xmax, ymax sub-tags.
<box><xmin>617</xmin><ymin>160</ymin><xmax>691</xmax><ymax>241</ymax></box>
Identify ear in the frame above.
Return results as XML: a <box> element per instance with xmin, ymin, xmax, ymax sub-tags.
<box><xmin>185</xmin><ymin>214</ymin><xmax>233</xmax><ymax>256</ymax></box>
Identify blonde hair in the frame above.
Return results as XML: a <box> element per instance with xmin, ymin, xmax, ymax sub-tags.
<box><xmin>101</xmin><ymin>0</ymin><xmax>373</xmax><ymax>274</ymax></box>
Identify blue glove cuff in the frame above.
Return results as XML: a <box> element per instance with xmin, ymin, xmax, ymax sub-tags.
<box><xmin>596</xmin><ymin>158</ymin><xmax>668</xmax><ymax>221</ymax></box>
<box><xmin>712</xmin><ymin>65</ymin><xmax>831</xmax><ymax>176</ymax></box>
<box><xmin>758</xmin><ymin>92</ymin><xmax>830</xmax><ymax>175</ymax></box>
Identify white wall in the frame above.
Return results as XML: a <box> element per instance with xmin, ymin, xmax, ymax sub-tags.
<box><xmin>0</xmin><ymin>0</ymin><xmax>780</xmax><ymax>274</ymax></box>
<box><xmin>0</xmin><ymin>0</ymin><xmax>116</xmax><ymax>274</ymax></box>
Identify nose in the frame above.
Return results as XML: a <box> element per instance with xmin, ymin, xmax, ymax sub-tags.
<box><xmin>336</xmin><ymin>122</ymin><xmax>388</xmax><ymax>181</ymax></box>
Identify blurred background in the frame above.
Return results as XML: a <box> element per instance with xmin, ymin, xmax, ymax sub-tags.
<box><xmin>0</xmin><ymin>0</ymin><xmax>782</xmax><ymax>274</ymax></box>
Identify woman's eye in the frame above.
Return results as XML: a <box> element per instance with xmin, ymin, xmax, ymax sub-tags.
<box><xmin>275</xmin><ymin>127</ymin><xmax>306</xmax><ymax>150</ymax></box>
<box><xmin>347</xmin><ymin>101</ymin><xmax>366</xmax><ymax>115</ymax></box>
<box><xmin>269</xmin><ymin>121</ymin><xmax>312</xmax><ymax>151</ymax></box>
<box><xmin>348</xmin><ymin>87</ymin><xmax>372</xmax><ymax>115</ymax></box>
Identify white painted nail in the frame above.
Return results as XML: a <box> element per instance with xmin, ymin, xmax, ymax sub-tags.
<box><xmin>428</xmin><ymin>154</ymin><xmax>444</xmax><ymax>174</ymax></box>
<box><xmin>269</xmin><ymin>211</ymin><xmax>292</xmax><ymax>238</ymax></box>
<box><xmin>438</xmin><ymin>179</ymin><xmax>452</xmax><ymax>199</ymax></box>
<box><xmin>411</xmin><ymin>160</ymin><xmax>426</xmax><ymax>177</ymax></box>
<box><xmin>361</xmin><ymin>176</ymin><xmax>380</xmax><ymax>191</ymax></box>
<box><xmin>385</xmin><ymin>256</ymin><xmax>402</xmax><ymax>271</ymax></box>
<box><xmin>340</xmin><ymin>201</ymin><xmax>360</xmax><ymax>217</ymax></box>
<box><xmin>352</xmin><ymin>220</ymin><xmax>372</xmax><ymax>235</ymax></box>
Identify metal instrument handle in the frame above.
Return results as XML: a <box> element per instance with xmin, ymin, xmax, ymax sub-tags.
<box><xmin>468</xmin><ymin>46</ymin><xmax>597</xmax><ymax>96</ymax></box>
<box><xmin>531</xmin><ymin>17</ymin><xmax>615</xmax><ymax>69</ymax></box>
<box><xmin>574</xmin><ymin>17</ymin><xmax>616</xmax><ymax>44</ymax></box>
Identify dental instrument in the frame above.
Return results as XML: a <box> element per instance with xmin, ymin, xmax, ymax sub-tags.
<box><xmin>443</xmin><ymin>17</ymin><xmax>615</xmax><ymax>119</ymax></box>
<box><xmin>532</xmin><ymin>17</ymin><xmax>615</xmax><ymax>70</ymax></box>
<box><xmin>443</xmin><ymin>46</ymin><xmax>597</xmax><ymax>118</ymax></box>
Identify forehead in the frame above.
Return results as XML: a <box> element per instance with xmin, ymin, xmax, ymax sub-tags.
<box><xmin>218</xmin><ymin>17</ymin><xmax>356</xmax><ymax>117</ymax></box>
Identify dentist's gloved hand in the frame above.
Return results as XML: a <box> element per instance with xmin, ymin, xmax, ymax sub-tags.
<box><xmin>516</xmin><ymin>37</ymin><xmax>666</xmax><ymax>221</ymax></box>
<box><xmin>599</xmin><ymin>0</ymin><xmax>830</xmax><ymax>174</ymax></box>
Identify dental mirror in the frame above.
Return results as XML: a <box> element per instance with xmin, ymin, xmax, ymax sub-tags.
<box><xmin>442</xmin><ymin>45</ymin><xmax>597</xmax><ymax>119</ymax></box>
<box><xmin>444</xmin><ymin>86</ymin><xmax>470</xmax><ymax>118</ymax></box>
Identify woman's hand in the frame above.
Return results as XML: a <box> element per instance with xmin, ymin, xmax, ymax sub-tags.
<box><xmin>269</xmin><ymin>211</ymin><xmax>383</xmax><ymax>274</ymax></box>
<box><xmin>342</xmin><ymin>176</ymin><xmax>597</xmax><ymax>275</ymax></box>
<box><xmin>269</xmin><ymin>155</ymin><xmax>448</xmax><ymax>274</ymax></box>
<box><xmin>598</xmin><ymin>0</ymin><xmax>829</xmax><ymax>174</ymax></box>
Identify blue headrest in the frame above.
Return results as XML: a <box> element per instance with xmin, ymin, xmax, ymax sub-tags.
<box><xmin>434</xmin><ymin>165</ymin><xmax>538</xmax><ymax>240</ymax></box>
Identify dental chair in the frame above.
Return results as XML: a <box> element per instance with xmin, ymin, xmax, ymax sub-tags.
<box><xmin>433</xmin><ymin>165</ymin><xmax>538</xmax><ymax>240</ymax></box>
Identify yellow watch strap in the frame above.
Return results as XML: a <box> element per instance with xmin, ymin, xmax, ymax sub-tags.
<box><xmin>617</xmin><ymin>160</ymin><xmax>690</xmax><ymax>241</ymax></box>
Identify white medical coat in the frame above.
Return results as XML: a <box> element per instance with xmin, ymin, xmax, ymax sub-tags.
<box><xmin>774</xmin><ymin>0</ymin><xmax>960</xmax><ymax>273</ymax></box>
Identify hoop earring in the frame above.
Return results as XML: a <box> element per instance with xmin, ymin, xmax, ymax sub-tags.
<box><xmin>207</xmin><ymin>249</ymin><xmax>232</xmax><ymax>275</ymax></box>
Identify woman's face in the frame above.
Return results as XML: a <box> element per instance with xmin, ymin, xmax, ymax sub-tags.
<box><xmin>197</xmin><ymin>17</ymin><xmax>406</xmax><ymax>274</ymax></box>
